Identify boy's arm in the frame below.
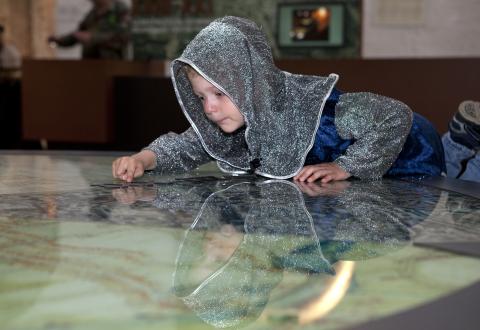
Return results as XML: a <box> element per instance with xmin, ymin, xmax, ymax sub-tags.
<box><xmin>333</xmin><ymin>92</ymin><xmax>413</xmax><ymax>179</ymax></box>
<box><xmin>143</xmin><ymin>127</ymin><xmax>212</xmax><ymax>174</ymax></box>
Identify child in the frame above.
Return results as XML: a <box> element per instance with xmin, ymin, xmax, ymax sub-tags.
<box><xmin>112</xmin><ymin>16</ymin><xmax>445</xmax><ymax>183</ymax></box>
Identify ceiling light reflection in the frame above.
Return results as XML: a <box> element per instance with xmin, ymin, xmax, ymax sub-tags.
<box><xmin>298</xmin><ymin>261</ymin><xmax>355</xmax><ymax>325</ymax></box>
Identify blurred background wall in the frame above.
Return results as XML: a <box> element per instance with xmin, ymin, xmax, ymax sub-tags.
<box><xmin>2</xmin><ymin>0</ymin><xmax>480</xmax><ymax>61</ymax></box>
<box><xmin>0</xmin><ymin>0</ymin><xmax>56</xmax><ymax>59</ymax></box>
<box><xmin>363</xmin><ymin>0</ymin><xmax>480</xmax><ymax>58</ymax></box>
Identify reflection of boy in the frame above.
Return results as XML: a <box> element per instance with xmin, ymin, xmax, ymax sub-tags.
<box><xmin>189</xmin><ymin>224</ymin><xmax>244</xmax><ymax>285</ymax></box>
<box><xmin>113</xmin><ymin>16</ymin><xmax>444</xmax><ymax>183</ymax></box>
<box><xmin>172</xmin><ymin>180</ymin><xmax>332</xmax><ymax>328</ymax></box>
<box><xmin>445</xmin><ymin>190</ymin><xmax>480</xmax><ymax>225</ymax></box>
<box><xmin>172</xmin><ymin>179</ymin><xmax>419</xmax><ymax>328</ymax></box>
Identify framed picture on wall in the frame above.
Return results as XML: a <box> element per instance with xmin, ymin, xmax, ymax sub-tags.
<box><xmin>277</xmin><ymin>2</ymin><xmax>345</xmax><ymax>48</ymax></box>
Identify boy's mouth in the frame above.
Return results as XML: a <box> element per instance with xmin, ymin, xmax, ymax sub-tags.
<box><xmin>213</xmin><ymin>118</ymin><xmax>227</xmax><ymax>125</ymax></box>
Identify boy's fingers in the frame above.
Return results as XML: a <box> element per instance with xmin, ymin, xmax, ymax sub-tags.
<box><xmin>114</xmin><ymin>166</ymin><xmax>124</xmax><ymax>178</ymax></box>
<box><xmin>113</xmin><ymin>159</ymin><xmax>129</xmax><ymax>181</ymax></box>
<box><xmin>113</xmin><ymin>157</ymin><xmax>143</xmax><ymax>181</ymax></box>
<box><xmin>133</xmin><ymin>166</ymin><xmax>144</xmax><ymax>178</ymax></box>
<box><xmin>321</xmin><ymin>175</ymin><xmax>333</xmax><ymax>183</ymax></box>
<box><xmin>112</xmin><ymin>161</ymin><xmax>117</xmax><ymax>177</ymax></box>
<box><xmin>112</xmin><ymin>159</ymin><xmax>124</xmax><ymax>178</ymax></box>
<box><xmin>295</xmin><ymin>172</ymin><xmax>307</xmax><ymax>182</ymax></box>
<box><xmin>125</xmin><ymin>160</ymin><xmax>145</xmax><ymax>182</ymax></box>
<box><xmin>307</xmin><ymin>170</ymin><xmax>325</xmax><ymax>182</ymax></box>
<box><xmin>297</xmin><ymin>167</ymin><xmax>314</xmax><ymax>181</ymax></box>
<box><xmin>295</xmin><ymin>164</ymin><xmax>345</xmax><ymax>182</ymax></box>
<box><xmin>295</xmin><ymin>163</ymin><xmax>349</xmax><ymax>183</ymax></box>
<box><xmin>119</xmin><ymin>159</ymin><xmax>133</xmax><ymax>178</ymax></box>
<box><xmin>114</xmin><ymin>159</ymin><xmax>124</xmax><ymax>177</ymax></box>
<box><xmin>126</xmin><ymin>163</ymin><xmax>136</xmax><ymax>181</ymax></box>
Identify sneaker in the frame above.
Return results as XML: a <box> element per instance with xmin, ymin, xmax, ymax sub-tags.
<box><xmin>449</xmin><ymin>100</ymin><xmax>480</xmax><ymax>151</ymax></box>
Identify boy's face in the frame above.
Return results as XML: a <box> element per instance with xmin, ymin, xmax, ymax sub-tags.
<box><xmin>191</xmin><ymin>224</ymin><xmax>244</xmax><ymax>283</ymax></box>
<box><xmin>188</xmin><ymin>74</ymin><xmax>245</xmax><ymax>133</ymax></box>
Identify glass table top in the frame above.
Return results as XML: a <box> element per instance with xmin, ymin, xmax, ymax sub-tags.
<box><xmin>1</xmin><ymin>152</ymin><xmax>479</xmax><ymax>330</ymax></box>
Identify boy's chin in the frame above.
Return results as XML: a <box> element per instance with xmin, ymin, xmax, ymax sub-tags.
<box><xmin>219</xmin><ymin>124</ymin><xmax>244</xmax><ymax>134</ymax></box>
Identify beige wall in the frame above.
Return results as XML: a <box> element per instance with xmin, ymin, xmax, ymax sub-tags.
<box><xmin>0</xmin><ymin>0</ymin><xmax>55</xmax><ymax>59</ymax></box>
<box><xmin>363</xmin><ymin>0</ymin><xmax>480</xmax><ymax>58</ymax></box>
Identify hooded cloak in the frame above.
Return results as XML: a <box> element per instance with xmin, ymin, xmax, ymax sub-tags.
<box><xmin>146</xmin><ymin>16</ymin><xmax>413</xmax><ymax>179</ymax></box>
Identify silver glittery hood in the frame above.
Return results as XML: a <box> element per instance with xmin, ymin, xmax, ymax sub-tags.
<box><xmin>172</xmin><ymin>180</ymin><xmax>333</xmax><ymax>328</ymax></box>
<box><xmin>171</xmin><ymin>16</ymin><xmax>338</xmax><ymax>179</ymax></box>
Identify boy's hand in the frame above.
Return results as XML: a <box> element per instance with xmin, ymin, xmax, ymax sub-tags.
<box><xmin>112</xmin><ymin>156</ymin><xmax>145</xmax><ymax>182</ymax></box>
<box><xmin>293</xmin><ymin>163</ymin><xmax>351</xmax><ymax>183</ymax></box>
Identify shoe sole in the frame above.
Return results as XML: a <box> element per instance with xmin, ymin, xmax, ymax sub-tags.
<box><xmin>458</xmin><ymin>100</ymin><xmax>480</xmax><ymax>126</ymax></box>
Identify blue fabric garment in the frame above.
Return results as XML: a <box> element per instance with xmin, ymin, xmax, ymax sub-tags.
<box><xmin>443</xmin><ymin>132</ymin><xmax>480</xmax><ymax>182</ymax></box>
<box><xmin>305</xmin><ymin>88</ymin><xmax>353</xmax><ymax>165</ymax></box>
<box><xmin>305</xmin><ymin>89</ymin><xmax>446</xmax><ymax>178</ymax></box>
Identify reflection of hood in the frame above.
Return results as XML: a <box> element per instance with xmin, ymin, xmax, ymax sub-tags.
<box><xmin>150</xmin><ymin>175</ymin><xmax>259</xmax><ymax>215</ymax></box>
<box><xmin>171</xmin><ymin>16</ymin><xmax>338</xmax><ymax>179</ymax></box>
<box><xmin>303</xmin><ymin>180</ymin><xmax>429</xmax><ymax>262</ymax></box>
<box><xmin>173</xmin><ymin>180</ymin><xmax>333</xmax><ymax>328</ymax></box>
<box><xmin>446</xmin><ymin>191</ymin><xmax>480</xmax><ymax>224</ymax></box>
<box><xmin>170</xmin><ymin>177</ymin><xmax>435</xmax><ymax>328</ymax></box>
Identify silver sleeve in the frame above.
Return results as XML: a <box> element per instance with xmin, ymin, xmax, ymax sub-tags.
<box><xmin>143</xmin><ymin>127</ymin><xmax>212</xmax><ymax>174</ymax></box>
<box><xmin>333</xmin><ymin>92</ymin><xmax>413</xmax><ymax>179</ymax></box>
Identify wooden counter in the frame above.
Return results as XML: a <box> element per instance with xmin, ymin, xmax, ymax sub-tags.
<box><xmin>21</xmin><ymin>59</ymin><xmax>165</xmax><ymax>144</ymax></box>
<box><xmin>277</xmin><ymin>58</ymin><xmax>480</xmax><ymax>133</ymax></box>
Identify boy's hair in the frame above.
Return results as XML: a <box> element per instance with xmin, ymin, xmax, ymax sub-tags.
<box><xmin>182</xmin><ymin>64</ymin><xmax>200</xmax><ymax>80</ymax></box>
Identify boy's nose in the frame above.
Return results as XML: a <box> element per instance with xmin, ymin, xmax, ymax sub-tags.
<box><xmin>204</xmin><ymin>99</ymin><xmax>217</xmax><ymax>114</ymax></box>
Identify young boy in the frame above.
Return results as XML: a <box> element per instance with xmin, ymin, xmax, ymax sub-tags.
<box><xmin>112</xmin><ymin>16</ymin><xmax>445</xmax><ymax>183</ymax></box>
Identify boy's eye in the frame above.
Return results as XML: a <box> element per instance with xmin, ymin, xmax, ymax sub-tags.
<box><xmin>196</xmin><ymin>95</ymin><xmax>204</xmax><ymax>101</ymax></box>
<box><xmin>215</xmin><ymin>92</ymin><xmax>223</xmax><ymax>97</ymax></box>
